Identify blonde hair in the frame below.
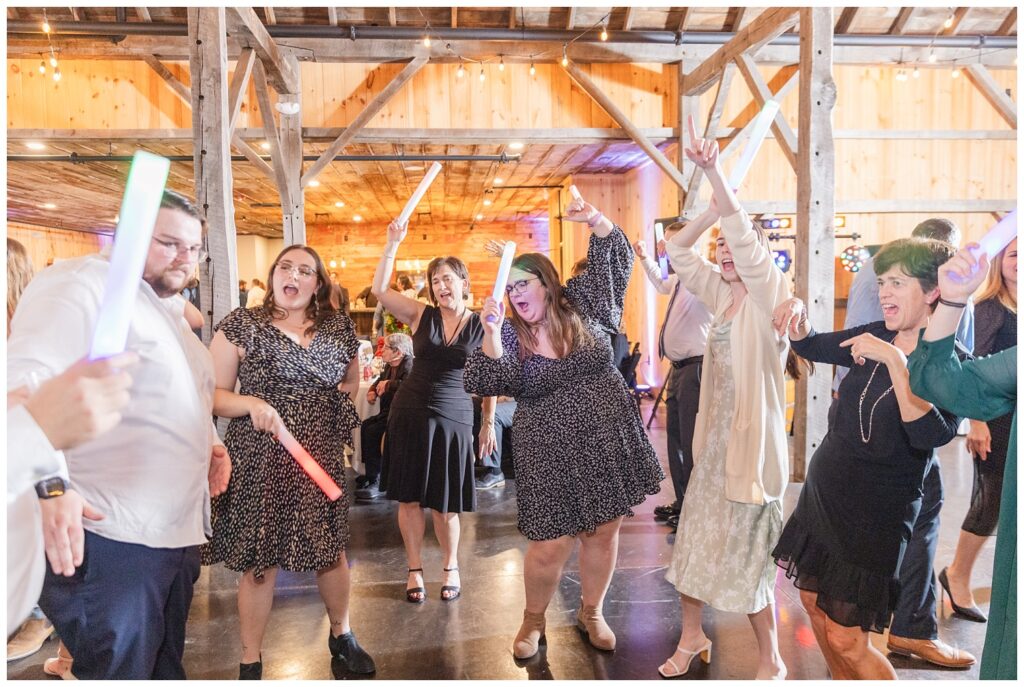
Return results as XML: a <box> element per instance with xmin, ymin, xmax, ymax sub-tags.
<box><xmin>976</xmin><ymin>241</ymin><xmax>1017</xmax><ymax>314</ymax></box>
<box><xmin>7</xmin><ymin>238</ymin><xmax>34</xmax><ymax>329</ymax></box>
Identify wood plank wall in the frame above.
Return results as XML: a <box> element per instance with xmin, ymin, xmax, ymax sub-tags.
<box><xmin>7</xmin><ymin>222</ymin><xmax>108</xmax><ymax>270</ymax></box>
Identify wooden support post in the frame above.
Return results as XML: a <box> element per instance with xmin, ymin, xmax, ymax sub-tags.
<box><xmin>963</xmin><ymin>64</ymin><xmax>1018</xmax><ymax>129</ymax></box>
<box><xmin>227</xmin><ymin>47</ymin><xmax>256</xmax><ymax>136</ymax></box>
<box><xmin>302</xmin><ymin>57</ymin><xmax>428</xmax><ymax>187</ymax></box>
<box><xmin>226</xmin><ymin>7</ymin><xmax>298</xmax><ymax>94</ymax></box>
<box><xmin>565</xmin><ymin>61</ymin><xmax>687</xmax><ymax>190</ymax></box>
<box><xmin>678</xmin><ymin>59</ymin><xmax>699</xmax><ymax>214</ymax></box>
<box><xmin>280</xmin><ymin>54</ymin><xmax>305</xmax><ymax>246</ymax></box>
<box><xmin>793</xmin><ymin>7</ymin><xmax>837</xmax><ymax>482</ymax></box>
<box><xmin>735</xmin><ymin>54</ymin><xmax>798</xmax><ymax>171</ymax></box>
<box><xmin>252</xmin><ymin>59</ymin><xmax>295</xmax><ymax>234</ymax></box>
<box><xmin>187</xmin><ymin>7</ymin><xmax>239</xmax><ymax>342</ymax></box>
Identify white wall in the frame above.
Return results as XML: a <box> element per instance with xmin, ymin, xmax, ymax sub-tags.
<box><xmin>236</xmin><ymin>235</ymin><xmax>284</xmax><ymax>287</ymax></box>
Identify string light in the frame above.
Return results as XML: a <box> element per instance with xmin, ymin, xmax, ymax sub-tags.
<box><xmin>951</xmin><ymin>66</ymin><xmax>961</xmax><ymax>78</ymax></box>
<box><xmin>498</xmin><ymin>56</ymin><xmax>505</xmax><ymax>72</ymax></box>
<box><xmin>895</xmin><ymin>69</ymin><xmax>908</xmax><ymax>82</ymax></box>
<box><xmin>944</xmin><ymin>13</ymin><xmax>955</xmax><ymax>29</ymax></box>
<box><xmin>423</xmin><ymin>35</ymin><xmax>431</xmax><ymax>48</ymax></box>
<box><xmin>41</xmin><ymin>10</ymin><xmax>50</xmax><ymax>34</ymax></box>
<box><xmin>38</xmin><ymin>60</ymin><xmax>46</xmax><ymax>75</ymax></box>
<box><xmin>912</xmin><ymin>67</ymin><xmax>921</xmax><ymax>78</ymax></box>
<box><xmin>456</xmin><ymin>61</ymin><xmax>465</xmax><ymax>79</ymax></box>
<box><xmin>529</xmin><ymin>63</ymin><xmax>536</xmax><ymax>76</ymax></box>
<box><xmin>600</xmin><ymin>26</ymin><xmax>608</xmax><ymax>41</ymax></box>
<box><xmin>53</xmin><ymin>68</ymin><xmax>61</xmax><ymax>82</ymax></box>
<box><xmin>561</xmin><ymin>44</ymin><xmax>569</xmax><ymax>67</ymax></box>
<box><xmin>928</xmin><ymin>51</ymin><xmax>938</xmax><ymax>63</ymax></box>
<box><xmin>479</xmin><ymin>68</ymin><xmax>485</xmax><ymax>82</ymax></box>
<box><xmin>49</xmin><ymin>54</ymin><xmax>58</xmax><ymax>68</ymax></box>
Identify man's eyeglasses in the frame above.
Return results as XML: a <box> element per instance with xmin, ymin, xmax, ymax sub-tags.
<box><xmin>505</xmin><ymin>277</ymin><xmax>539</xmax><ymax>295</ymax></box>
<box><xmin>152</xmin><ymin>237</ymin><xmax>207</xmax><ymax>262</ymax></box>
<box><xmin>276</xmin><ymin>262</ymin><xmax>317</xmax><ymax>279</ymax></box>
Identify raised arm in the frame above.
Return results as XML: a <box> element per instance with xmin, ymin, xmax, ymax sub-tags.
<box><xmin>632</xmin><ymin>240</ymin><xmax>674</xmax><ymax>295</ymax></box>
<box><xmin>562</xmin><ymin>193</ymin><xmax>633</xmax><ymax>329</ymax></box>
<box><xmin>923</xmin><ymin>243</ymin><xmax>988</xmax><ymax>343</ymax></box>
<box><xmin>371</xmin><ymin>220</ymin><xmax>427</xmax><ymax>330</ymax></box>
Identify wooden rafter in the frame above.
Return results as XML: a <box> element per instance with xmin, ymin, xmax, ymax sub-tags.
<box><xmin>943</xmin><ymin>7</ymin><xmax>971</xmax><ymax>35</ymax></box>
<box><xmin>226</xmin><ymin>7</ymin><xmax>298</xmax><ymax>94</ymax></box>
<box><xmin>834</xmin><ymin>7</ymin><xmax>858</xmax><ymax>34</ymax></box>
<box><xmin>301</xmin><ymin>57</ymin><xmax>429</xmax><ymax>187</ymax></box>
<box><xmin>388</xmin><ymin>7</ymin><xmax>397</xmax><ymax>27</ymax></box>
<box><xmin>684</xmin><ymin>7</ymin><xmax>800</xmax><ymax>96</ymax></box>
<box><xmin>565</xmin><ymin>7</ymin><xmax>576</xmax><ymax>31</ymax></box>
<box><xmin>888</xmin><ymin>8</ymin><xmax>916</xmax><ymax>35</ymax></box>
<box><xmin>136</xmin><ymin>7</ymin><xmax>151</xmax><ymax>22</ymax></box>
<box><xmin>251</xmin><ymin>59</ymin><xmax>293</xmax><ymax>210</ymax></box>
<box><xmin>996</xmin><ymin>8</ymin><xmax>1016</xmax><ymax>36</ymax></box>
<box><xmin>622</xmin><ymin>7</ymin><xmax>635</xmax><ymax>31</ymax></box>
<box><xmin>677</xmin><ymin>7</ymin><xmax>691</xmax><ymax>33</ymax></box>
<box><xmin>734</xmin><ymin>55</ymin><xmax>798</xmax><ymax>171</ymax></box>
<box><xmin>227</xmin><ymin>48</ymin><xmax>256</xmax><ymax>136</ymax></box>
<box><xmin>963</xmin><ymin>64</ymin><xmax>1017</xmax><ymax>129</ymax></box>
<box><xmin>509</xmin><ymin>7</ymin><xmax>517</xmax><ymax>29</ymax></box>
<box><xmin>70</xmin><ymin>7</ymin><xmax>82</xmax><ymax>21</ymax></box>
<box><xmin>451</xmin><ymin>7</ymin><xmax>458</xmax><ymax>29</ymax></box>
<box><xmin>728</xmin><ymin>7</ymin><xmax>747</xmax><ymax>32</ymax></box>
<box><xmin>564</xmin><ymin>61</ymin><xmax>687</xmax><ymax>189</ymax></box>
<box><xmin>263</xmin><ymin>7</ymin><xmax>276</xmax><ymax>26</ymax></box>
<box><xmin>328</xmin><ymin>7</ymin><xmax>339</xmax><ymax>26</ymax></box>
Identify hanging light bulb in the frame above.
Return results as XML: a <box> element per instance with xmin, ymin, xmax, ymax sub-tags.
<box><xmin>38</xmin><ymin>60</ymin><xmax>46</xmax><ymax>75</ymax></box>
<box><xmin>42</xmin><ymin>19</ymin><xmax>51</xmax><ymax>33</ymax></box>
<box><xmin>944</xmin><ymin>13</ymin><xmax>955</xmax><ymax>29</ymax></box>
<box><xmin>49</xmin><ymin>54</ymin><xmax>58</xmax><ymax>68</ymax></box>
<box><xmin>529</xmin><ymin>63</ymin><xmax>536</xmax><ymax>77</ymax></box>
<box><xmin>895</xmin><ymin>69</ymin><xmax>908</xmax><ymax>82</ymax></box>
<box><xmin>600</xmin><ymin>26</ymin><xmax>608</xmax><ymax>41</ymax></box>
<box><xmin>498</xmin><ymin>57</ymin><xmax>505</xmax><ymax>72</ymax></box>
<box><xmin>479</xmin><ymin>68</ymin><xmax>485</xmax><ymax>82</ymax></box>
<box><xmin>912</xmin><ymin>67</ymin><xmax>921</xmax><ymax>78</ymax></box>
<box><xmin>456</xmin><ymin>61</ymin><xmax>465</xmax><ymax>79</ymax></box>
<box><xmin>561</xmin><ymin>44</ymin><xmax>569</xmax><ymax>67</ymax></box>
<box><xmin>423</xmin><ymin>35</ymin><xmax>431</xmax><ymax>48</ymax></box>
<box><xmin>928</xmin><ymin>51</ymin><xmax>938</xmax><ymax>64</ymax></box>
<box><xmin>53</xmin><ymin>68</ymin><xmax>61</xmax><ymax>82</ymax></box>
<box><xmin>951</xmin><ymin>66</ymin><xmax>961</xmax><ymax>78</ymax></box>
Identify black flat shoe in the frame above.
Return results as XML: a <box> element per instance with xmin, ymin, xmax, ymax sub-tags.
<box><xmin>406</xmin><ymin>567</ymin><xmax>426</xmax><ymax>604</ymax></box>
<box><xmin>667</xmin><ymin>514</ymin><xmax>680</xmax><ymax>533</ymax></box>
<box><xmin>238</xmin><ymin>657</ymin><xmax>262</xmax><ymax>680</ymax></box>
<box><xmin>441</xmin><ymin>566</ymin><xmax>461</xmax><ymax>601</ymax></box>
<box><xmin>938</xmin><ymin>568</ymin><xmax>987</xmax><ymax>623</ymax></box>
<box><xmin>329</xmin><ymin>631</ymin><xmax>376</xmax><ymax>674</ymax></box>
<box><xmin>654</xmin><ymin>503</ymin><xmax>681</xmax><ymax>520</ymax></box>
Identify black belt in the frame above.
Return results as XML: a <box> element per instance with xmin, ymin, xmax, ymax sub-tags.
<box><xmin>671</xmin><ymin>355</ymin><xmax>703</xmax><ymax>369</ymax></box>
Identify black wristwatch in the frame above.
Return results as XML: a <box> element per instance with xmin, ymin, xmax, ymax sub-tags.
<box><xmin>34</xmin><ymin>477</ymin><xmax>68</xmax><ymax>499</ymax></box>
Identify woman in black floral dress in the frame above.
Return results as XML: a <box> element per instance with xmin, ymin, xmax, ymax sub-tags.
<box><xmin>203</xmin><ymin>245</ymin><xmax>374</xmax><ymax>679</ymax></box>
<box><xmin>464</xmin><ymin>191</ymin><xmax>663</xmax><ymax>660</ymax></box>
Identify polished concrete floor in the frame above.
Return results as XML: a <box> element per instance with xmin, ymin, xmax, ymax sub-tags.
<box><xmin>9</xmin><ymin>399</ymin><xmax>996</xmax><ymax>680</ymax></box>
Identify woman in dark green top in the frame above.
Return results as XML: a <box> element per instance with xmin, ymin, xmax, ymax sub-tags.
<box><xmin>907</xmin><ymin>242</ymin><xmax>1017</xmax><ymax>680</ymax></box>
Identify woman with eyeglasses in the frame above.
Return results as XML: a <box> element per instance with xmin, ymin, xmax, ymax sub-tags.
<box><xmin>202</xmin><ymin>245</ymin><xmax>375</xmax><ymax>679</ymax></box>
<box><xmin>372</xmin><ymin>223</ymin><xmax>496</xmax><ymax>605</ymax></box>
<box><xmin>464</xmin><ymin>191</ymin><xmax>663</xmax><ymax>660</ymax></box>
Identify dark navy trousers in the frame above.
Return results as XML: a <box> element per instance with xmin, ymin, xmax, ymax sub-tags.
<box><xmin>38</xmin><ymin>530</ymin><xmax>200</xmax><ymax>679</ymax></box>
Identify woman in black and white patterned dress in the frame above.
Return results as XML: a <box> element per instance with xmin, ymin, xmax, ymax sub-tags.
<box><xmin>464</xmin><ymin>192</ymin><xmax>663</xmax><ymax>660</ymax></box>
<box><xmin>203</xmin><ymin>245</ymin><xmax>375</xmax><ymax>679</ymax></box>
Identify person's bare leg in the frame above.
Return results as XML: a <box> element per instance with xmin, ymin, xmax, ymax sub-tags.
<box><xmin>238</xmin><ymin>567</ymin><xmax>279</xmax><ymax>663</ymax></box>
<box><xmin>799</xmin><ymin>589</ymin><xmax>848</xmax><ymax>679</ymax></box>
<box><xmin>945</xmin><ymin>530</ymin><xmax>989</xmax><ymax>607</ymax></box>
<box><xmin>315</xmin><ymin>553</ymin><xmax>352</xmax><ymax>637</ymax></box>
<box><xmin>748</xmin><ymin>603</ymin><xmax>786</xmax><ymax>679</ymax></box>
<box><xmin>577</xmin><ymin>517</ymin><xmax>622</xmax><ymax>607</ymax></box>
<box><xmin>824</xmin><ymin>616</ymin><xmax>896</xmax><ymax>680</ymax></box>
<box><xmin>432</xmin><ymin>511</ymin><xmax>461</xmax><ymax>599</ymax></box>
<box><xmin>397</xmin><ymin>502</ymin><xmax>426</xmax><ymax>601</ymax></box>
<box><xmin>659</xmin><ymin>594</ymin><xmax>711</xmax><ymax>676</ymax></box>
<box><xmin>523</xmin><ymin>538</ymin><xmax>576</xmax><ymax>613</ymax></box>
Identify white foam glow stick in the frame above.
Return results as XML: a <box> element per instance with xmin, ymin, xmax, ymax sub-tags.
<box><xmin>569</xmin><ymin>185</ymin><xmax>583</xmax><ymax>203</ymax></box>
<box><xmin>728</xmin><ymin>99</ymin><xmax>781</xmax><ymax>190</ymax></box>
<box><xmin>952</xmin><ymin>209</ymin><xmax>1018</xmax><ymax>283</ymax></box>
<box><xmin>396</xmin><ymin>161</ymin><xmax>442</xmax><ymax>226</ymax></box>
<box><xmin>277</xmin><ymin>425</ymin><xmax>343</xmax><ymax>501</ymax></box>
<box><xmin>89</xmin><ymin>151</ymin><xmax>171</xmax><ymax>360</ymax></box>
<box><xmin>488</xmin><ymin>241</ymin><xmax>517</xmax><ymax>323</ymax></box>
<box><xmin>653</xmin><ymin>222</ymin><xmax>669</xmax><ymax>280</ymax></box>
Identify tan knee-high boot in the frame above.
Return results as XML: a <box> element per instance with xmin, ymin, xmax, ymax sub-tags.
<box><xmin>577</xmin><ymin>604</ymin><xmax>616</xmax><ymax>651</ymax></box>
<box><xmin>513</xmin><ymin>610</ymin><xmax>547</xmax><ymax>659</ymax></box>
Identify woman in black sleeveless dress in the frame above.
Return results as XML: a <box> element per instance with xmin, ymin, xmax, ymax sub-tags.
<box><xmin>371</xmin><ymin>220</ymin><xmax>495</xmax><ymax>604</ymax></box>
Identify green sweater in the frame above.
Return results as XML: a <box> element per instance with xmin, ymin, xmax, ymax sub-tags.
<box><xmin>908</xmin><ymin>334</ymin><xmax>1017</xmax><ymax>680</ymax></box>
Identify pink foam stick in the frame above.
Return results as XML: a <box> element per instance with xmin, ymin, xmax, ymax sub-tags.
<box><xmin>277</xmin><ymin>425</ymin><xmax>342</xmax><ymax>501</ymax></box>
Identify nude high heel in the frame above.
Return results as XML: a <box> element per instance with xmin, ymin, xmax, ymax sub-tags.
<box><xmin>658</xmin><ymin>640</ymin><xmax>712</xmax><ymax>678</ymax></box>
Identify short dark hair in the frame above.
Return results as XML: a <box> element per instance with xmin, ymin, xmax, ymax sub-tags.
<box><xmin>160</xmin><ymin>190</ymin><xmax>206</xmax><ymax>234</ymax></box>
<box><xmin>873</xmin><ymin>237</ymin><xmax>955</xmax><ymax>297</ymax></box>
<box><xmin>911</xmin><ymin>218</ymin><xmax>960</xmax><ymax>247</ymax></box>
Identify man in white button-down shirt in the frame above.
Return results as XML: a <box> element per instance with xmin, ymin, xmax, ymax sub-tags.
<box><xmin>7</xmin><ymin>191</ymin><xmax>231</xmax><ymax>679</ymax></box>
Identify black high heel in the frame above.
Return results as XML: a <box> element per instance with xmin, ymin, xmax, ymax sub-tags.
<box><xmin>441</xmin><ymin>567</ymin><xmax>461</xmax><ymax>601</ymax></box>
<box><xmin>406</xmin><ymin>568</ymin><xmax>426</xmax><ymax>604</ymax></box>
<box><xmin>238</xmin><ymin>655</ymin><xmax>262</xmax><ymax>680</ymax></box>
<box><xmin>938</xmin><ymin>567</ymin><xmax>987</xmax><ymax>623</ymax></box>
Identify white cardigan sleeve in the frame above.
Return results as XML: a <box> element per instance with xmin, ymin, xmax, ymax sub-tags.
<box><xmin>718</xmin><ymin>209</ymin><xmax>791</xmax><ymax>314</ymax></box>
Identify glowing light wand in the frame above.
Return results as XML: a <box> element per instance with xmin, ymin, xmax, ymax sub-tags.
<box><xmin>488</xmin><ymin>241</ymin><xmax>517</xmax><ymax>323</ymax></box>
<box><xmin>728</xmin><ymin>99</ymin><xmax>781</xmax><ymax>190</ymax></box>
<box><xmin>277</xmin><ymin>425</ymin><xmax>343</xmax><ymax>501</ymax></box>
<box><xmin>397</xmin><ymin>161</ymin><xmax>442</xmax><ymax>227</ymax></box>
<box><xmin>952</xmin><ymin>209</ymin><xmax>1018</xmax><ymax>283</ymax></box>
<box><xmin>89</xmin><ymin>151</ymin><xmax>171</xmax><ymax>360</ymax></box>
<box><xmin>653</xmin><ymin>222</ymin><xmax>669</xmax><ymax>280</ymax></box>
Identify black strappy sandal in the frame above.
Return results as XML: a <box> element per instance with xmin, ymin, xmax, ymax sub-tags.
<box><xmin>406</xmin><ymin>568</ymin><xmax>426</xmax><ymax>604</ymax></box>
<box><xmin>441</xmin><ymin>567</ymin><xmax>461</xmax><ymax>601</ymax></box>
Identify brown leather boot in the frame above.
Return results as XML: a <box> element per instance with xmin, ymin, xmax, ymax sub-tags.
<box><xmin>513</xmin><ymin>610</ymin><xmax>547</xmax><ymax>659</ymax></box>
<box><xmin>886</xmin><ymin>635</ymin><xmax>976</xmax><ymax>668</ymax></box>
<box><xmin>576</xmin><ymin>604</ymin><xmax>616</xmax><ymax>651</ymax></box>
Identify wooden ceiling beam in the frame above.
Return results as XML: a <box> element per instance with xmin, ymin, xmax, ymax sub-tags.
<box><xmin>622</xmin><ymin>7</ymin><xmax>635</xmax><ymax>31</ymax></box>
<box><xmin>251</xmin><ymin>58</ymin><xmax>293</xmax><ymax>207</ymax></box>
<box><xmin>677</xmin><ymin>8</ymin><xmax>691</xmax><ymax>33</ymax></box>
<box><xmin>684</xmin><ymin>7</ymin><xmax>800</xmax><ymax>96</ymax></box>
<box><xmin>734</xmin><ymin>54</ymin><xmax>798</xmax><ymax>171</ymax></box>
<box><xmin>834</xmin><ymin>8</ymin><xmax>858</xmax><ymax>34</ymax></box>
<box><xmin>301</xmin><ymin>56</ymin><xmax>429</xmax><ymax>187</ymax></box>
<box><xmin>565</xmin><ymin>7</ymin><xmax>576</xmax><ymax>31</ymax></box>
<box><xmin>962</xmin><ymin>63</ymin><xmax>1017</xmax><ymax>129</ymax></box>
<box><xmin>227</xmin><ymin>48</ymin><xmax>256</xmax><ymax>136</ymax></box>
<box><xmin>451</xmin><ymin>7</ymin><xmax>458</xmax><ymax>29</ymax></box>
<box><xmin>943</xmin><ymin>7</ymin><xmax>971</xmax><ymax>36</ymax></box>
<box><xmin>225</xmin><ymin>7</ymin><xmax>298</xmax><ymax>94</ymax></box>
<box><xmin>728</xmin><ymin>7</ymin><xmax>748</xmax><ymax>32</ymax></box>
<box><xmin>135</xmin><ymin>7</ymin><xmax>150</xmax><ymax>22</ymax></box>
<box><xmin>888</xmin><ymin>8</ymin><xmax>915</xmax><ymax>35</ymax></box>
<box><xmin>388</xmin><ymin>7</ymin><xmax>397</xmax><ymax>27</ymax></box>
<box><xmin>996</xmin><ymin>8</ymin><xmax>1016</xmax><ymax>36</ymax></box>
<box><xmin>263</xmin><ymin>8</ymin><xmax>276</xmax><ymax>26</ymax></box>
<box><xmin>328</xmin><ymin>8</ymin><xmax>339</xmax><ymax>26</ymax></box>
<box><xmin>509</xmin><ymin>7</ymin><xmax>518</xmax><ymax>29</ymax></box>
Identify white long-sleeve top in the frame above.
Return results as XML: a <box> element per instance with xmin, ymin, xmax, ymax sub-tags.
<box><xmin>636</xmin><ymin>256</ymin><xmax>712</xmax><ymax>362</ymax></box>
<box><xmin>664</xmin><ymin>209</ymin><xmax>791</xmax><ymax>505</ymax></box>
<box><xmin>7</xmin><ymin>254</ymin><xmax>219</xmax><ymax>549</ymax></box>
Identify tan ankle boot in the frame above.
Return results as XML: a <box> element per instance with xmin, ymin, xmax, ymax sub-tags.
<box><xmin>576</xmin><ymin>604</ymin><xmax>616</xmax><ymax>651</ymax></box>
<box><xmin>513</xmin><ymin>610</ymin><xmax>547</xmax><ymax>659</ymax></box>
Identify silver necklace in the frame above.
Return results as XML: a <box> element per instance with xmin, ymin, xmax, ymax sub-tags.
<box><xmin>857</xmin><ymin>334</ymin><xmax>898</xmax><ymax>443</ymax></box>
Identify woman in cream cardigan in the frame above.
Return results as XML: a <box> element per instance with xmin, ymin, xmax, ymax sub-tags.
<box><xmin>657</xmin><ymin>118</ymin><xmax>792</xmax><ymax>680</ymax></box>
